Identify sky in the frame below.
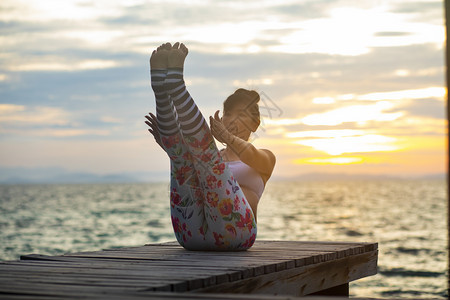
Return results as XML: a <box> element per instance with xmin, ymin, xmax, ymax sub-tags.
<box><xmin>0</xmin><ymin>0</ymin><xmax>446</xmax><ymax>182</ymax></box>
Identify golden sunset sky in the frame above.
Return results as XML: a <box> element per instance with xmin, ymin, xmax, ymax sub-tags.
<box><xmin>0</xmin><ymin>0</ymin><xmax>446</xmax><ymax>182</ymax></box>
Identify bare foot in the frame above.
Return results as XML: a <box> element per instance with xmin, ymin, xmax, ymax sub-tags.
<box><xmin>168</xmin><ymin>42</ymin><xmax>189</xmax><ymax>69</ymax></box>
<box><xmin>150</xmin><ymin>42</ymin><xmax>171</xmax><ymax>70</ymax></box>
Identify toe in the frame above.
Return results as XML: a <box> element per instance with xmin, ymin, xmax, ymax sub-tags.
<box><xmin>163</xmin><ymin>42</ymin><xmax>171</xmax><ymax>50</ymax></box>
<box><xmin>180</xmin><ymin>43</ymin><xmax>188</xmax><ymax>55</ymax></box>
<box><xmin>173</xmin><ymin>42</ymin><xmax>180</xmax><ymax>49</ymax></box>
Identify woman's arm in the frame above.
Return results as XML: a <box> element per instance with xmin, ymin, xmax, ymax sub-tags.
<box><xmin>210</xmin><ymin>113</ymin><xmax>276</xmax><ymax>181</ymax></box>
<box><xmin>227</xmin><ymin>136</ymin><xmax>276</xmax><ymax>181</ymax></box>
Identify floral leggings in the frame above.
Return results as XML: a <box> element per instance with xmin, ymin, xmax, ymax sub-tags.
<box><xmin>152</xmin><ymin>68</ymin><xmax>257</xmax><ymax>251</ymax></box>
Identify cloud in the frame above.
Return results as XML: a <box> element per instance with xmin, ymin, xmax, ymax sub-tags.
<box><xmin>286</xmin><ymin>129</ymin><xmax>365</xmax><ymax>138</ymax></box>
<box><xmin>374</xmin><ymin>31</ymin><xmax>412</xmax><ymax>37</ymax></box>
<box><xmin>0</xmin><ymin>104</ymin><xmax>25</xmax><ymax>114</ymax></box>
<box><xmin>0</xmin><ymin>104</ymin><xmax>119</xmax><ymax>138</ymax></box>
<box><xmin>100</xmin><ymin>116</ymin><xmax>124</xmax><ymax>124</ymax></box>
<box><xmin>8</xmin><ymin>60</ymin><xmax>120</xmax><ymax>72</ymax></box>
<box><xmin>295</xmin><ymin>134</ymin><xmax>398</xmax><ymax>155</ymax></box>
<box><xmin>396</xmin><ymin>98</ymin><xmax>446</xmax><ymax>119</ymax></box>
<box><xmin>0</xmin><ymin>0</ymin><xmax>123</xmax><ymax>22</ymax></box>
<box><xmin>390</xmin><ymin>1</ymin><xmax>444</xmax><ymax>24</ymax></box>
<box><xmin>1</xmin><ymin>43</ymin><xmax>444</xmax><ymax>139</ymax></box>
<box><xmin>271</xmin><ymin>1</ymin><xmax>329</xmax><ymax>20</ymax></box>
<box><xmin>0</xmin><ymin>0</ymin><xmax>445</xmax><ymax>177</ymax></box>
<box><xmin>2</xmin><ymin>0</ymin><xmax>444</xmax><ymax>66</ymax></box>
<box><xmin>301</xmin><ymin>101</ymin><xmax>404</xmax><ymax>126</ymax></box>
<box><xmin>356</xmin><ymin>87</ymin><xmax>445</xmax><ymax>101</ymax></box>
<box><xmin>0</xmin><ymin>104</ymin><xmax>69</xmax><ymax>125</ymax></box>
<box><xmin>16</xmin><ymin>128</ymin><xmax>111</xmax><ymax>137</ymax></box>
<box><xmin>0</xmin><ymin>137</ymin><xmax>169</xmax><ymax>174</ymax></box>
<box><xmin>299</xmin><ymin>157</ymin><xmax>363</xmax><ymax>165</ymax></box>
<box><xmin>289</xmin><ymin>86</ymin><xmax>445</xmax><ymax>125</ymax></box>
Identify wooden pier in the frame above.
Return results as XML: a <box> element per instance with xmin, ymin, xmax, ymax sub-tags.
<box><xmin>0</xmin><ymin>240</ymin><xmax>378</xmax><ymax>299</ymax></box>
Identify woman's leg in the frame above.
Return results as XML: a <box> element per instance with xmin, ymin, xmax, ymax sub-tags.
<box><xmin>150</xmin><ymin>47</ymin><xmax>205</xmax><ymax>247</ymax></box>
<box><xmin>165</xmin><ymin>66</ymin><xmax>257</xmax><ymax>250</ymax></box>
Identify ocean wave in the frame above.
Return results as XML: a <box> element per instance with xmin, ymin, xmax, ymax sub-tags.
<box><xmin>395</xmin><ymin>246</ymin><xmax>431</xmax><ymax>255</ymax></box>
<box><xmin>379</xmin><ymin>267</ymin><xmax>443</xmax><ymax>278</ymax></box>
<box><xmin>0</xmin><ymin>180</ymin><xmax>447</xmax><ymax>299</ymax></box>
<box><xmin>381</xmin><ymin>288</ymin><xmax>448</xmax><ymax>298</ymax></box>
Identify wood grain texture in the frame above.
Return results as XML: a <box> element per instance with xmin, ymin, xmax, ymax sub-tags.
<box><xmin>0</xmin><ymin>240</ymin><xmax>378</xmax><ymax>299</ymax></box>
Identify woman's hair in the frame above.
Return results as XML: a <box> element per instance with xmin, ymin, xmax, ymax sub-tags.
<box><xmin>223</xmin><ymin>88</ymin><xmax>260</xmax><ymax>123</ymax></box>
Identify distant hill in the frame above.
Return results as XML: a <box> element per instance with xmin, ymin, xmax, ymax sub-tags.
<box><xmin>0</xmin><ymin>167</ymin><xmax>445</xmax><ymax>184</ymax></box>
<box><xmin>0</xmin><ymin>167</ymin><xmax>167</xmax><ymax>184</ymax></box>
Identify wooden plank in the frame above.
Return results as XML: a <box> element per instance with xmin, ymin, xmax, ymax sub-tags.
<box><xmin>60</xmin><ymin>242</ymin><xmax>373</xmax><ymax>268</ymax></box>
<box><xmin>0</xmin><ymin>265</ymin><xmax>225</xmax><ymax>291</ymax></box>
<box><xmin>65</xmin><ymin>240</ymin><xmax>377</xmax><ymax>256</ymax></box>
<box><xmin>0</xmin><ymin>286</ymin><xmax>377</xmax><ymax>300</ymax></box>
<box><xmin>14</xmin><ymin>250</ymin><xmax>344</xmax><ymax>286</ymax></box>
<box><xmin>193</xmin><ymin>250</ymin><xmax>378</xmax><ymax>296</ymax></box>
<box><xmin>19</xmin><ymin>251</ymin><xmax>343</xmax><ymax>278</ymax></box>
<box><xmin>1</xmin><ymin>258</ymin><xmax>256</xmax><ymax>292</ymax></box>
<box><xmin>0</xmin><ymin>240</ymin><xmax>378</xmax><ymax>298</ymax></box>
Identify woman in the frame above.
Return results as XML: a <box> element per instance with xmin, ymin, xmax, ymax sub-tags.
<box><xmin>145</xmin><ymin>42</ymin><xmax>275</xmax><ymax>251</ymax></box>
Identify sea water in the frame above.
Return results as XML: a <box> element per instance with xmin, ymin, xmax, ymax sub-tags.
<box><xmin>0</xmin><ymin>179</ymin><xmax>447</xmax><ymax>298</ymax></box>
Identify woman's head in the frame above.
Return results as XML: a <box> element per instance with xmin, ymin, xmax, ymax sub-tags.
<box><xmin>222</xmin><ymin>88</ymin><xmax>261</xmax><ymax>141</ymax></box>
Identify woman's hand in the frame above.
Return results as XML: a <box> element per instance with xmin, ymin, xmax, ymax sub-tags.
<box><xmin>209</xmin><ymin>110</ymin><xmax>233</xmax><ymax>144</ymax></box>
<box><xmin>145</xmin><ymin>113</ymin><xmax>164</xmax><ymax>149</ymax></box>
